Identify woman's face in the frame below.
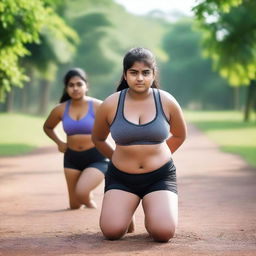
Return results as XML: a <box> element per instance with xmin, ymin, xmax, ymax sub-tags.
<box><xmin>66</xmin><ymin>76</ymin><xmax>87</xmax><ymax>99</ymax></box>
<box><xmin>124</xmin><ymin>61</ymin><xmax>155</xmax><ymax>93</ymax></box>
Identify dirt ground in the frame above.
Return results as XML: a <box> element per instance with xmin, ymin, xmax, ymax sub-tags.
<box><xmin>0</xmin><ymin>124</ymin><xmax>256</xmax><ymax>256</ymax></box>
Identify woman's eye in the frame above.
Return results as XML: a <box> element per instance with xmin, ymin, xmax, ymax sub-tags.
<box><xmin>143</xmin><ymin>71</ymin><xmax>151</xmax><ymax>76</ymax></box>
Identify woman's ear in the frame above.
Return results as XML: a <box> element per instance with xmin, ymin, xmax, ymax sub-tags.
<box><xmin>123</xmin><ymin>72</ymin><xmax>127</xmax><ymax>80</ymax></box>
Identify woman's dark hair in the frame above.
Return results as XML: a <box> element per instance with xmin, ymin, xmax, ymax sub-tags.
<box><xmin>59</xmin><ymin>68</ymin><xmax>88</xmax><ymax>103</ymax></box>
<box><xmin>116</xmin><ymin>47</ymin><xmax>159</xmax><ymax>92</ymax></box>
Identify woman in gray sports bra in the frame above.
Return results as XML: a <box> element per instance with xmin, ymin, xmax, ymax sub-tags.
<box><xmin>92</xmin><ymin>47</ymin><xmax>187</xmax><ymax>242</ymax></box>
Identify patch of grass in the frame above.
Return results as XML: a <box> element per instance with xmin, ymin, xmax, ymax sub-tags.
<box><xmin>223</xmin><ymin>145</ymin><xmax>256</xmax><ymax>168</ymax></box>
<box><xmin>0</xmin><ymin>113</ymin><xmax>64</xmax><ymax>156</ymax></box>
<box><xmin>185</xmin><ymin>110</ymin><xmax>256</xmax><ymax>168</ymax></box>
<box><xmin>0</xmin><ymin>144</ymin><xmax>36</xmax><ymax>156</ymax></box>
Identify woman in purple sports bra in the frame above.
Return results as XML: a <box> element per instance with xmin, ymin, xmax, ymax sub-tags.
<box><xmin>92</xmin><ymin>48</ymin><xmax>187</xmax><ymax>242</ymax></box>
<box><xmin>43</xmin><ymin>68</ymin><xmax>108</xmax><ymax>209</ymax></box>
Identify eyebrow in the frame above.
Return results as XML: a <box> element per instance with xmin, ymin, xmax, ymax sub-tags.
<box><xmin>128</xmin><ymin>68</ymin><xmax>151</xmax><ymax>72</ymax></box>
<box><xmin>68</xmin><ymin>81</ymin><xmax>83</xmax><ymax>85</ymax></box>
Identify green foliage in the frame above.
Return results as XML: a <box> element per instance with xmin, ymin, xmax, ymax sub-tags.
<box><xmin>0</xmin><ymin>0</ymin><xmax>44</xmax><ymax>100</ymax></box>
<box><xmin>193</xmin><ymin>0</ymin><xmax>243</xmax><ymax>16</ymax></box>
<box><xmin>185</xmin><ymin>110</ymin><xmax>256</xmax><ymax>167</ymax></box>
<box><xmin>161</xmin><ymin>19</ymin><xmax>232</xmax><ymax>109</ymax></box>
<box><xmin>193</xmin><ymin>0</ymin><xmax>256</xmax><ymax>86</ymax></box>
<box><xmin>23</xmin><ymin>16</ymin><xmax>79</xmax><ymax>81</ymax></box>
<box><xmin>0</xmin><ymin>0</ymin><xmax>78</xmax><ymax>100</ymax></box>
<box><xmin>40</xmin><ymin>15</ymin><xmax>79</xmax><ymax>66</ymax></box>
<box><xmin>54</xmin><ymin>0</ymin><xmax>168</xmax><ymax>101</ymax></box>
<box><xmin>72</xmin><ymin>12</ymin><xmax>114</xmax><ymax>75</ymax></box>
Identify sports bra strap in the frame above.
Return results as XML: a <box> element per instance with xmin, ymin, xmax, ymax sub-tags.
<box><xmin>88</xmin><ymin>100</ymin><xmax>95</xmax><ymax>117</ymax></box>
<box><xmin>64</xmin><ymin>100</ymin><xmax>71</xmax><ymax>117</ymax></box>
<box><xmin>117</xmin><ymin>89</ymin><xmax>126</xmax><ymax>116</ymax></box>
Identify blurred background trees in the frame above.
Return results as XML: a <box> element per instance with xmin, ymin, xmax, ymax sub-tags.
<box><xmin>193</xmin><ymin>0</ymin><xmax>256</xmax><ymax>121</ymax></box>
<box><xmin>0</xmin><ymin>0</ymin><xmax>255</xmax><ymax>121</ymax></box>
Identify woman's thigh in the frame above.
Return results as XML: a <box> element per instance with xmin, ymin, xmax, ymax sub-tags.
<box><xmin>64</xmin><ymin>168</ymin><xmax>81</xmax><ymax>192</ymax></box>
<box><xmin>142</xmin><ymin>191</ymin><xmax>178</xmax><ymax>232</ymax></box>
<box><xmin>76</xmin><ymin>167</ymin><xmax>104</xmax><ymax>195</ymax></box>
<box><xmin>100</xmin><ymin>189</ymin><xmax>140</xmax><ymax>236</ymax></box>
<box><xmin>64</xmin><ymin>168</ymin><xmax>81</xmax><ymax>208</ymax></box>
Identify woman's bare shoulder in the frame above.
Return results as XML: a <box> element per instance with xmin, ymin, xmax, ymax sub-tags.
<box><xmin>101</xmin><ymin>92</ymin><xmax>120</xmax><ymax>109</ymax></box>
<box><xmin>49</xmin><ymin>102</ymin><xmax>66</xmax><ymax>117</ymax></box>
<box><xmin>158</xmin><ymin>89</ymin><xmax>180</xmax><ymax>107</ymax></box>
<box><xmin>88</xmin><ymin>96</ymin><xmax>102</xmax><ymax>103</ymax></box>
<box><xmin>88</xmin><ymin>96</ymin><xmax>103</xmax><ymax>109</ymax></box>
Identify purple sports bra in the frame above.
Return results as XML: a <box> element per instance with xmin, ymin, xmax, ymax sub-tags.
<box><xmin>62</xmin><ymin>100</ymin><xmax>95</xmax><ymax>136</ymax></box>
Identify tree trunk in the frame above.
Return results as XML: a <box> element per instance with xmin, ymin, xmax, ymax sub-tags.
<box><xmin>233</xmin><ymin>86</ymin><xmax>240</xmax><ymax>110</ymax></box>
<box><xmin>21</xmin><ymin>84</ymin><xmax>29</xmax><ymax>112</ymax></box>
<box><xmin>244</xmin><ymin>80</ymin><xmax>256</xmax><ymax>122</ymax></box>
<box><xmin>5</xmin><ymin>90</ymin><xmax>14</xmax><ymax>112</ymax></box>
<box><xmin>37</xmin><ymin>79</ymin><xmax>50</xmax><ymax>115</ymax></box>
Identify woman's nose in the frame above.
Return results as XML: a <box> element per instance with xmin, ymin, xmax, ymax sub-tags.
<box><xmin>137</xmin><ymin>73</ymin><xmax>143</xmax><ymax>80</ymax></box>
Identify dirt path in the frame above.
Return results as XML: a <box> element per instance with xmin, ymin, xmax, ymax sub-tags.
<box><xmin>0</xmin><ymin>124</ymin><xmax>256</xmax><ymax>256</ymax></box>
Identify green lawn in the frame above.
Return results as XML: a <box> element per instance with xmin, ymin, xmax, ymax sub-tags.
<box><xmin>0</xmin><ymin>113</ymin><xmax>64</xmax><ymax>156</ymax></box>
<box><xmin>1</xmin><ymin>112</ymin><xmax>256</xmax><ymax>168</ymax></box>
<box><xmin>185</xmin><ymin>110</ymin><xmax>256</xmax><ymax>168</ymax></box>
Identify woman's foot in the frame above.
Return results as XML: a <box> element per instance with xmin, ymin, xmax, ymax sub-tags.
<box><xmin>85</xmin><ymin>199</ymin><xmax>97</xmax><ymax>209</ymax></box>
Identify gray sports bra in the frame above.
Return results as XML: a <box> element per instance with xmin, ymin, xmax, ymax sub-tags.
<box><xmin>110</xmin><ymin>88</ymin><xmax>170</xmax><ymax>146</ymax></box>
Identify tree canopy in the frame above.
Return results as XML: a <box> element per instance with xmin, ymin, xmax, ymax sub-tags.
<box><xmin>0</xmin><ymin>0</ymin><xmax>77</xmax><ymax>101</ymax></box>
<box><xmin>193</xmin><ymin>0</ymin><xmax>256</xmax><ymax>86</ymax></box>
<box><xmin>161</xmin><ymin>19</ymin><xmax>232</xmax><ymax>109</ymax></box>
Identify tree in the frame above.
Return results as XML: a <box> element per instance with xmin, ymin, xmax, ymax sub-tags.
<box><xmin>193</xmin><ymin>0</ymin><xmax>256</xmax><ymax>120</ymax></box>
<box><xmin>161</xmin><ymin>19</ymin><xmax>232</xmax><ymax>109</ymax></box>
<box><xmin>22</xmin><ymin>15</ymin><xmax>78</xmax><ymax>115</ymax></box>
<box><xmin>0</xmin><ymin>0</ymin><xmax>77</xmax><ymax>103</ymax></box>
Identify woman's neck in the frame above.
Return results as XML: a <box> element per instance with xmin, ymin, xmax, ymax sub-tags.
<box><xmin>127</xmin><ymin>88</ymin><xmax>152</xmax><ymax>101</ymax></box>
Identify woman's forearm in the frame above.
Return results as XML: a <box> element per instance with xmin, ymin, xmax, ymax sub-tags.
<box><xmin>43</xmin><ymin>127</ymin><xmax>64</xmax><ymax>146</ymax></box>
<box><xmin>93</xmin><ymin>140</ymin><xmax>114</xmax><ymax>160</ymax></box>
<box><xmin>166</xmin><ymin>136</ymin><xmax>186</xmax><ymax>154</ymax></box>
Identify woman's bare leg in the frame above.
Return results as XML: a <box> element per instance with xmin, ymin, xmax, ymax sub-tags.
<box><xmin>142</xmin><ymin>191</ymin><xmax>178</xmax><ymax>242</ymax></box>
<box><xmin>100</xmin><ymin>190</ymin><xmax>140</xmax><ymax>240</ymax></box>
<box><xmin>75</xmin><ymin>167</ymin><xmax>104</xmax><ymax>208</ymax></box>
<box><xmin>64</xmin><ymin>168</ymin><xmax>81</xmax><ymax>209</ymax></box>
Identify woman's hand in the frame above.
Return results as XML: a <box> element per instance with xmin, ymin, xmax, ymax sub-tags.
<box><xmin>58</xmin><ymin>141</ymin><xmax>67</xmax><ymax>153</ymax></box>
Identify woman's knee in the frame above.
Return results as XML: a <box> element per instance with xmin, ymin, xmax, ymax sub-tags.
<box><xmin>147</xmin><ymin>225</ymin><xmax>176</xmax><ymax>242</ymax></box>
<box><xmin>75</xmin><ymin>187</ymin><xmax>90</xmax><ymax>202</ymax></box>
<box><xmin>100</xmin><ymin>221</ymin><xmax>127</xmax><ymax>240</ymax></box>
<box><xmin>152</xmin><ymin>229</ymin><xmax>175</xmax><ymax>242</ymax></box>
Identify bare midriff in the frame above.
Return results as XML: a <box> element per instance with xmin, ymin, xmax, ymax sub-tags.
<box><xmin>111</xmin><ymin>142</ymin><xmax>172</xmax><ymax>174</ymax></box>
<box><xmin>67</xmin><ymin>134</ymin><xmax>95</xmax><ymax>151</ymax></box>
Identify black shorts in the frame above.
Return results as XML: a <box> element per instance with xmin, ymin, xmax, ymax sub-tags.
<box><xmin>105</xmin><ymin>159</ymin><xmax>177</xmax><ymax>198</ymax></box>
<box><xmin>64</xmin><ymin>147</ymin><xmax>108</xmax><ymax>174</ymax></box>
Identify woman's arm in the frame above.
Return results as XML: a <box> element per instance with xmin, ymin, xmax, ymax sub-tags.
<box><xmin>162</xmin><ymin>92</ymin><xmax>187</xmax><ymax>153</ymax></box>
<box><xmin>43</xmin><ymin>105</ymin><xmax>67</xmax><ymax>153</ymax></box>
<box><xmin>92</xmin><ymin>100</ymin><xmax>115</xmax><ymax>159</ymax></box>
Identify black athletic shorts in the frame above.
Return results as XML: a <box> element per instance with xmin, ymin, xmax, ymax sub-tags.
<box><xmin>105</xmin><ymin>159</ymin><xmax>177</xmax><ymax>198</ymax></box>
<box><xmin>64</xmin><ymin>147</ymin><xmax>108</xmax><ymax>174</ymax></box>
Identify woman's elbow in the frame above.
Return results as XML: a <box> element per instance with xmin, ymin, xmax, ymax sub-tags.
<box><xmin>43</xmin><ymin>123</ymin><xmax>49</xmax><ymax>133</ymax></box>
<box><xmin>182</xmin><ymin>133</ymin><xmax>187</xmax><ymax>142</ymax></box>
<box><xmin>91</xmin><ymin>134</ymin><xmax>100</xmax><ymax>146</ymax></box>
